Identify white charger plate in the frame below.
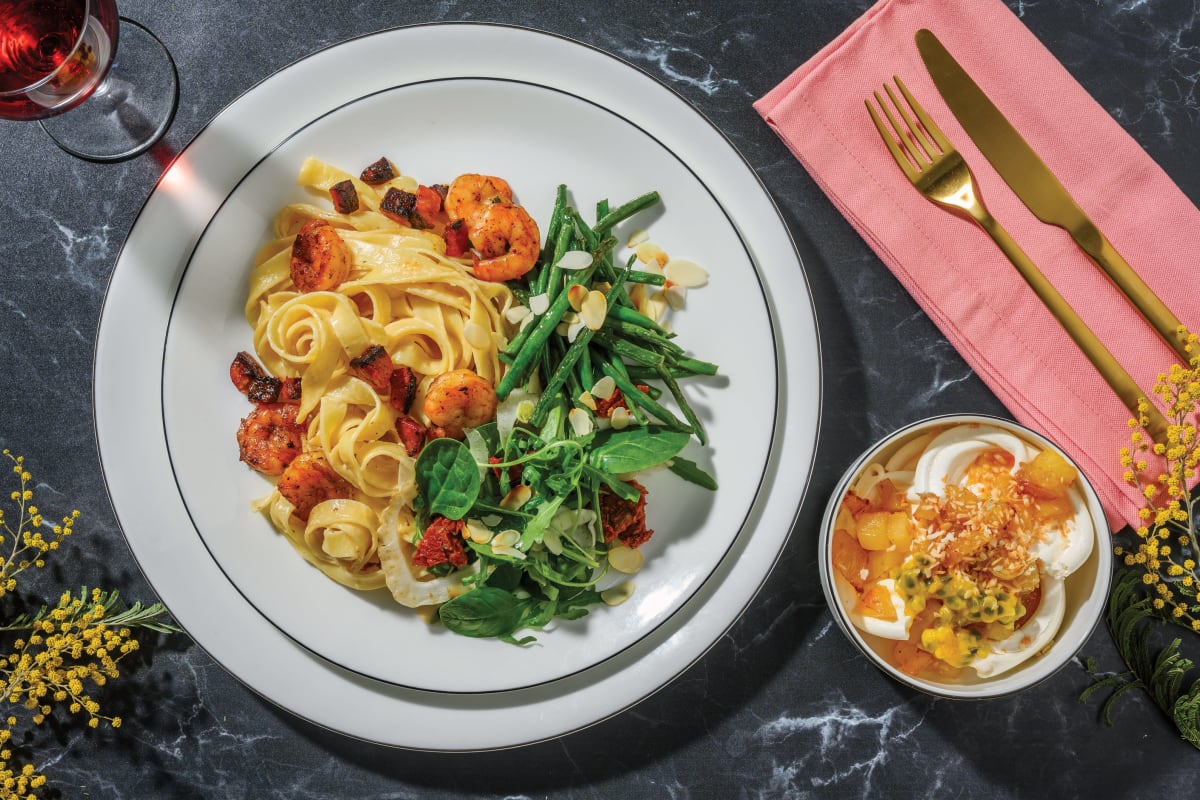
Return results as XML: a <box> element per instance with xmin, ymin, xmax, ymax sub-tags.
<box><xmin>95</xmin><ymin>22</ymin><xmax>821</xmax><ymax>749</ymax></box>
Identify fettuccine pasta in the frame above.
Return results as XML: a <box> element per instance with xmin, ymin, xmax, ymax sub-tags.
<box><xmin>239</xmin><ymin>157</ymin><xmax>516</xmax><ymax>602</ymax></box>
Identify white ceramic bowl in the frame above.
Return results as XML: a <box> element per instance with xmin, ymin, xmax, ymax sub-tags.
<box><xmin>819</xmin><ymin>413</ymin><xmax>1112</xmax><ymax>699</ymax></box>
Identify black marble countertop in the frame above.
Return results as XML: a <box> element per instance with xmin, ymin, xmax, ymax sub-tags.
<box><xmin>1</xmin><ymin>1</ymin><xmax>1197</xmax><ymax>797</ymax></box>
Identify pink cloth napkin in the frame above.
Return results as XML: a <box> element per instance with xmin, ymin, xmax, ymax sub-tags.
<box><xmin>755</xmin><ymin>0</ymin><xmax>1200</xmax><ymax>532</ymax></box>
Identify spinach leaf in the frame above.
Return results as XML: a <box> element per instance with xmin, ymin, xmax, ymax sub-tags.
<box><xmin>589</xmin><ymin>427</ymin><xmax>690</xmax><ymax>475</ymax></box>
<box><xmin>438</xmin><ymin>587</ymin><xmax>525</xmax><ymax>639</ymax></box>
<box><xmin>415</xmin><ymin>437</ymin><xmax>480</xmax><ymax>520</ymax></box>
<box><xmin>667</xmin><ymin>455</ymin><xmax>718</xmax><ymax>490</ymax></box>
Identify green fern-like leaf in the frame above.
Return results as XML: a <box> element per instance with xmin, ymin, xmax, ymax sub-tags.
<box><xmin>1081</xmin><ymin>569</ymin><xmax>1200</xmax><ymax>749</ymax></box>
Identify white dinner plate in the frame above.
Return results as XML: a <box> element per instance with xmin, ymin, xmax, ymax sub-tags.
<box><xmin>95</xmin><ymin>22</ymin><xmax>821</xmax><ymax>749</ymax></box>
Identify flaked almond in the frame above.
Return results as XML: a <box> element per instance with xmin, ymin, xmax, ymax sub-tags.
<box><xmin>500</xmin><ymin>484</ymin><xmax>532</xmax><ymax>510</ymax></box>
<box><xmin>663</xmin><ymin>257</ymin><xmax>709</xmax><ymax>288</ymax></box>
<box><xmin>568</xmin><ymin>407</ymin><xmax>594</xmax><ymax>436</ymax></box>
<box><xmin>504</xmin><ymin>305</ymin><xmax>532</xmax><ymax>324</ymax></box>
<box><xmin>465</xmin><ymin>518</ymin><xmax>494</xmax><ymax>544</ymax></box>
<box><xmin>492</xmin><ymin>529</ymin><xmax>521</xmax><ymax>548</ymax></box>
<box><xmin>610</xmin><ymin>406</ymin><xmax>632</xmax><ymax>430</ymax></box>
<box><xmin>578</xmin><ymin>390</ymin><xmax>598</xmax><ymax>411</ymax></box>
<box><xmin>567</xmin><ymin>283</ymin><xmax>589</xmax><ymax>312</ymax></box>
<box><xmin>580</xmin><ymin>290</ymin><xmax>608</xmax><ymax>330</ymax></box>
<box><xmin>590</xmin><ymin>376</ymin><xmax>616</xmax><ymax>399</ymax></box>
<box><xmin>626</xmin><ymin>229</ymin><xmax>650</xmax><ymax>248</ymax></box>
<box><xmin>566</xmin><ymin>318</ymin><xmax>586</xmax><ymax>343</ymax></box>
<box><xmin>661</xmin><ymin>283</ymin><xmax>688</xmax><ymax>311</ymax></box>
<box><xmin>528</xmin><ymin>292</ymin><xmax>550</xmax><ymax>315</ymax></box>
<box><xmin>602</xmin><ymin>581</ymin><xmax>636</xmax><ymax>606</ymax></box>
<box><xmin>542</xmin><ymin>526</ymin><xmax>564</xmax><ymax>555</ymax></box>
<box><xmin>635</xmin><ymin>241</ymin><xmax>668</xmax><ymax>267</ymax></box>
<box><xmin>491</xmin><ymin>544</ymin><xmax>526</xmax><ymax>560</ymax></box>
<box><xmin>608</xmin><ymin>545</ymin><xmax>643</xmax><ymax>574</ymax></box>
<box><xmin>464</xmin><ymin>321</ymin><xmax>491</xmax><ymax>350</ymax></box>
<box><xmin>557</xmin><ymin>250</ymin><xmax>593</xmax><ymax>271</ymax></box>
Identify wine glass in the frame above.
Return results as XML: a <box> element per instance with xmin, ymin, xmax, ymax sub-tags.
<box><xmin>0</xmin><ymin>0</ymin><xmax>178</xmax><ymax>162</ymax></box>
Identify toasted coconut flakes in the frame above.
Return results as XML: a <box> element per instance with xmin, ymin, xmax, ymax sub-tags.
<box><xmin>557</xmin><ymin>250</ymin><xmax>593</xmax><ymax>271</ymax></box>
<box><xmin>663</xmin><ymin>257</ymin><xmax>709</xmax><ymax>288</ymax></box>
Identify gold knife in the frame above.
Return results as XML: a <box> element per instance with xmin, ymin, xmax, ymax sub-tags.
<box><xmin>916</xmin><ymin>28</ymin><xmax>1192</xmax><ymax>364</ymax></box>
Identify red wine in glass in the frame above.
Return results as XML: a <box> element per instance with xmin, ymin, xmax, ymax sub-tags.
<box><xmin>0</xmin><ymin>0</ymin><xmax>177</xmax><ymax>161</ymax></box>
<box><xmin>0</xmin><ymin>0</ymin><xmax>117</xmax><ymax>120</ymax></box>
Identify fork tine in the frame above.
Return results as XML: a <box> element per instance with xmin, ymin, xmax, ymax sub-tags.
<box><xmin>893</xmin><ymin>75</ymin><xmax>951</xmax><ymax>154</ymax></box>
<box><xmin>866</xmin><ymin>93</ymin><xmax>920</xmax><ymax>180</ymax></box>
<box><xmin>883</xmin><ymin>81</ymin><xmax>938</xmax><ymax>163</ymax></box>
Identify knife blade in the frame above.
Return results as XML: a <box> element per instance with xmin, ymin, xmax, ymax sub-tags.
<box><xmin>915</xmin><ymin>27</ymin><xmax>1191</xmax><ymax>363</ymax></box>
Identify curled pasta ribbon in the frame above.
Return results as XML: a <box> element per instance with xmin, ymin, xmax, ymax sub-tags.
<box><xmin>260</xmin><ymin>291</ymin><xmax>372</xmax><ymax>420</ymax></box>
<box><xmin>299</xmin><ymin>498</ymin><xmax>386</xmax><ymax>591</ymax></box>
<box><xmin>315</xmin><ymin>376</ymin><xmax>416</xmax><ymax>499</ymax></box>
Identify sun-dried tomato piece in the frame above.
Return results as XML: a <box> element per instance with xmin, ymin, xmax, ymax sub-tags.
<box><xmin>348</xmin><ymin>345</ymin><xmax>393</xmax><ymax>393</ymax></box>
<box><xmin>388</xmin><ymin>366</ymin><xmax>417</xmax><ymax>413</ymax></box>
<box><xmin>396</xmin><ymin>415</ymin><xmax>426</xmax><ymax>457</ymax></box>
<box><xmin>231</xmin><ymin>351</ymin><xmax>292</xmax><ymax>404</ymax></box>
<box><xmin>411</xmin><ymin>185</ymin><xmax>443</xmax><ymax>229</ymax></box>
<box><xmin>412</xmin><ymin>516</ymin><xmax>468</xmax><ymax>568</ymax></box>
<box><xmin>443</xmin><ymin>218</ymin><xmax>471</xmax><ymax>257</ymax></box>
<box><xmin>359</xmin><ymin>156</ymin><xmax>396</xmax><ymax>185</ymax></box>
<box><xmin>329</xmin><ymin>179</ymin><xmax>359</xmax><ymax>214</ymax></box>
<box><xmin>599</xmin><ymin>480</ymin><xmax>653</xmax><ymax>548</ymax></box>
<box><xmin>230</xmin><ymin>351</ymin><xmax>267</xmax><ymax>394</ymax></box>
<box><xmin>380</xmin><ymin>187</ymin><xmax>417</xmax><ymax>226</ymax></box>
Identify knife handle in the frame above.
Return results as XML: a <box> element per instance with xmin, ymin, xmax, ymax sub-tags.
<box><xmin>1076</xmin><ymin>230</ymin><xmax>1192</xmax><ymax>363</ymax></box>
<box><xmin>972</xmin><ymin>211</ymin><xmax>1169</xmax><ymax>443</ymax></box>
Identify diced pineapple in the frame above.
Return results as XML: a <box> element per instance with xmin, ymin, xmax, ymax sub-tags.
<box><xmin>866</xmin><ymin>547</ymin><xmax>907</xmax><ymax>582</ymax></box>
<box><xmin>855</xmin><ymin>582</ymin><xmax>898</xmax><ymax>621</ymax></box>
<box><xmin>1017</xmin><ymin>449</ymin><xmax>1077</xmax><ymax>499</ymax></box>
<box><xmin>831</xmin><ymin>529</ymin><xmax>869</xmax><ymax>589</ymax></box>
<box><xmin>855</xmin><ymin>511</ymin><xmax>893</xmax><ymax>551</ymax></box>
<box><xmin>886</xmin><ymin>512</ymin><xmax>913</xmax><ymax>549</ymax></box>
<box><xmin>892</xmin><ymin>638</ymin><xmax>934</xmax><ymax>677</ymax></box>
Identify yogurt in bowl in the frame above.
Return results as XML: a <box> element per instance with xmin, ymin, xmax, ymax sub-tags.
<box><xmin>819</xmin><ymin>414</ymin><xmax>1112</xmax><ymax>698</ymax></box>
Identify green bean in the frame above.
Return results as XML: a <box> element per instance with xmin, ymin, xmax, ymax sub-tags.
<box><xmin>603</xmin><ymin>318</ymin><xmax>684</xmax><ymax>355</ymax></box>
<box><xmin>595</xmin><ymin>191</ymin><xmax>660</xmax><ymax>235</ymax></box>
<box><xmin>606</xmin><ymin>302</ymin><xmax>669</xmax><ymax>334</ymax></box>
<box><xmin>673</xmin><ymin>355</ymin><xmax>719</xmax><ymax>376</ymax></box>
<box><xmin>598</xmin><ymin>360</ymin><xmax>692</xmax><ymax>434</ymax></box>
<box><xmin>530</xmin><ymin>327</ymin><xmax>596</xmax><ymax>426</ymax></box>
<box><xmin>656</xmin><ymin>366</ymin><xmax>707</xmax><ymax>445</ymax></box>
<box><xmin>592</xmin><ymin>330</ymin><xmax>665</xmax><ymax>370</ymax></box>
<box><xmin>622</xmin><ymin>271</ymin><xmax>667</xmax><ymax>286</ymax></box>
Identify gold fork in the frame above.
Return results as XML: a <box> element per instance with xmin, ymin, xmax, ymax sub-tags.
<box><xmin>867</xmin><ymin>76</ymin><xmax>1167</xmax><ymax>443</ymax></box>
